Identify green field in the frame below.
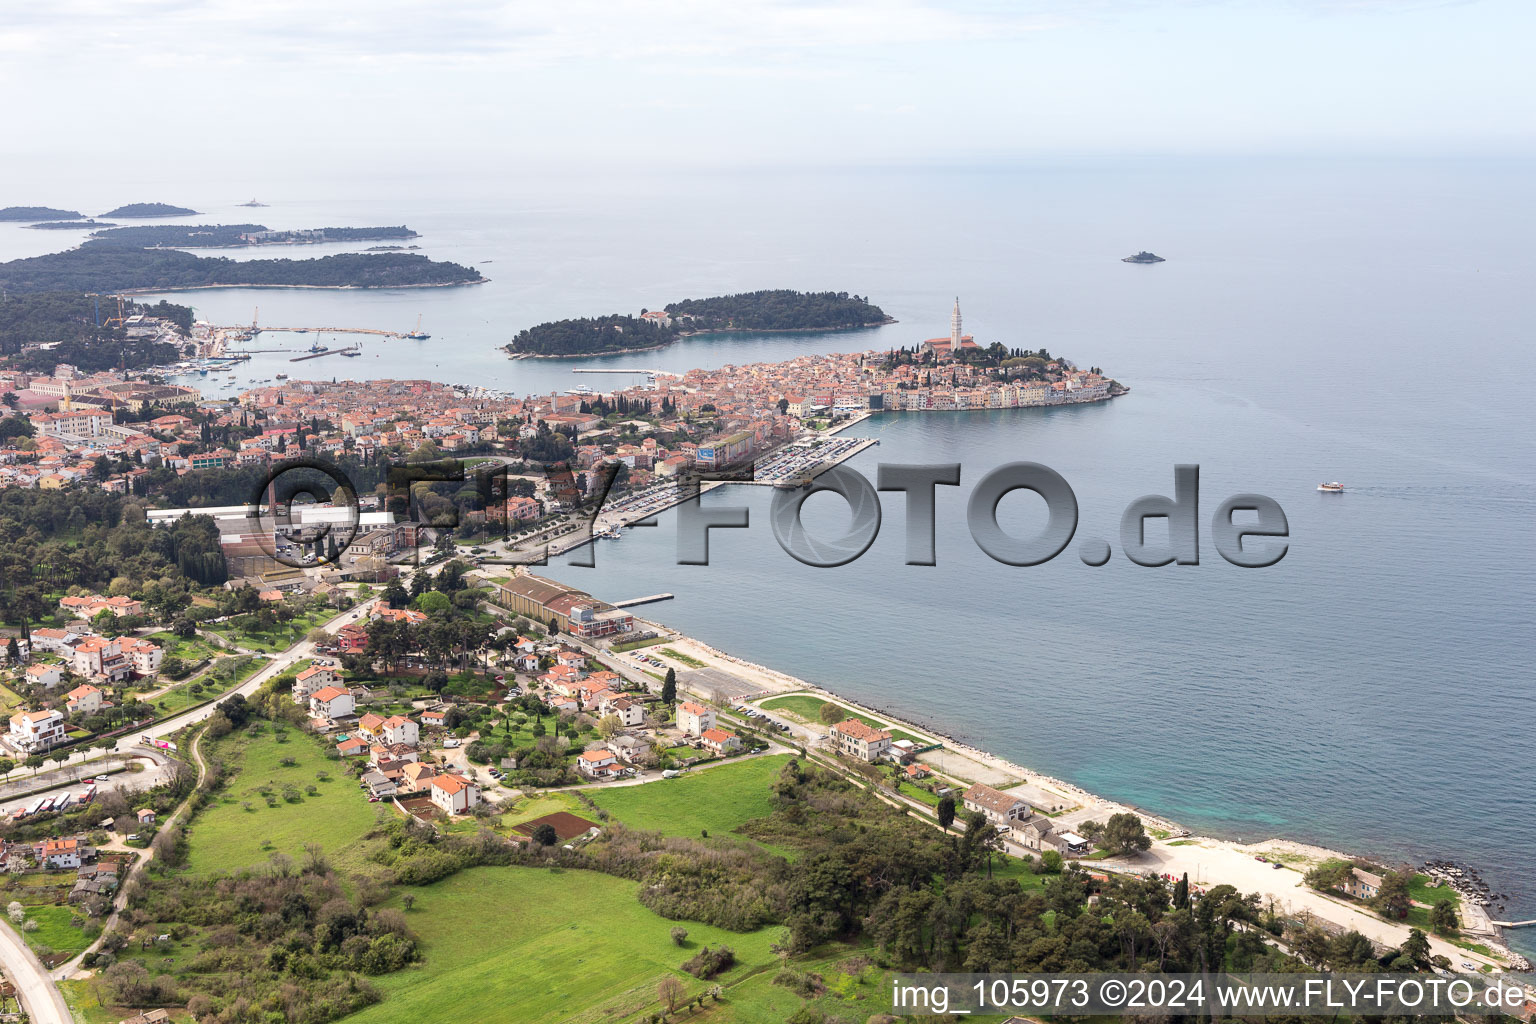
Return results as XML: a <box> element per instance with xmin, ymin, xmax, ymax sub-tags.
<box><xmin>1410</xmin><ymin>873</ymin><xmax>1461</xmax><ymax>909</ymax></box>
<box><xmin>612</xmin><ymin>636</ymin><xmax>670</xmax><ymax>652</ymax></box>
<box><xmin>657</xmin><ymin>647</ymin><xmax>705</xmax><ymax>668</ymax></box>
<box><xmin>759</xmin><ymin>694</ymin><xmax>929</xmax><ymax>744</ymax></box>
<box><xmin>588</xmin><ymin>755</ymin><xmax>790</xmax><ymax>842</ymax></box>
<box><xmin>183</xmin><ymin>728</ymin><xmax>382</xmax><ymax>875</ymax></box>
<box><xmin>348</xmin><ymin>866</ymin><xmax>785</xmax><ymax>1024</ymax></box>
<box><xmin>19</xmin><ymin>903</ymin><xmax>93</xmax><ymax>957</ymax></box>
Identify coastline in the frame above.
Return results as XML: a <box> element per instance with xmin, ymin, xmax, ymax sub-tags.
<box><xmin>617</xmin><ymin>613</ymin><xmax>1529</xmax><ymax>972</ymax></box>
<box><xmin>117</xmin><ymin>278</ymin><xmax>486</xmax><ymax>294</ymax></box>
<box><xmin>503</xmin><ymin>317</ymin><xmax>898</xmax><ymax>359</ymax></box>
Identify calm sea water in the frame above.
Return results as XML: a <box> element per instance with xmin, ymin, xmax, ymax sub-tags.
<box><xmin>3</xmin><ymin>160</ymin><xmax>1532</xmax><ymax>946</ymax></box>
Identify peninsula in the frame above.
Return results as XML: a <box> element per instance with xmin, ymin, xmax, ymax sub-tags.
<box><xmin>84</xmin><ymin>223</ymin><xmax>420</xmax><ymax>249</ymax></box>
<box><xmin>0</xmin><ymin>248</ymin><xmax>484</xmax><ymax>293</ymax></box>
<box><xmin>505</xmin><ymin>289</ymin><xmax>893</xmax><ymax>357</ymax></box>
<box><xmin>0</xmin><ymin>206</ymin><xmax>83</xmax><ymax>221</ymax></box>
<box><xmin>99</xmin><ymin>202</ymin><xmax>199</xmax><ymax>218</ymax></box>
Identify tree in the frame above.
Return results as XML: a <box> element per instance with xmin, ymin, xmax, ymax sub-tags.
<box><xmin>596</xmin><ymin>714</ymin><xmax>622</xmax><ymax>740</ymax></box>
<box><xmin>936</xmin><ymin>794</ymin><xmax>956</xmax><ymax>833</ymax></box>
<box><xmin>661</xmin><ymin>667</ymin><xmax>676</xmax><ymax>704</ymax></box>
<box><xmin>658</xmin><ymin>976</ymin><xmax>685</xmax><ymax>1014</ymax></box>
<box><xmin>530</xmin><ymin>823</ymin><xmax>557</xmax><ymax>847</ymax></box>
<box><xmin>818</xmin><ymin>703</ymin><xmax>847</xmax><ymax>725</ymax></box>
<box><xmin>1173</xmin><ymin>873</ymin><xmax>1190</xmax><ymax>909</ymax></box>
<box><xmin>1429</xmin><ymin>898</ymin><xmax>1459</xmax><ymax>935</ymax></box>
<box><xmin>1372</xmin><ymin>870</ymin><xmax>1414</xmax><ymax>920</ymax></box>
<box><xmin>670</xmin><ymin>926</ymin><xmax>688</xmax><ymax>946</ymax></box>
<box><xmin>0</xmin><ymin>758</ymin><xmax>13</xmax><ymax>781</ymax></box>
<box><xmin>1304</xmin><ymin>858</ymin><xmax>1354</xmax><ymax>892</ymax></box>
<box><xmin>1099</xmin><ymin>812</ymin><xmax>1152</xmax><ymax>856</ymax></box>
<box><xmin>24</xmin><ymin>755</ymin><xmax>43</xmax><ymax>776</ymax></box>
<box><xmin>1398</xmin><ymin>927</ymin><xmax>1431</xmax><ymax>968</ymax></box>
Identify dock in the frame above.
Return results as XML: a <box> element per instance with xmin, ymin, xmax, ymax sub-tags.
<box><xmin>290</xmin><ymin>345</ymin><xmax>361</xmax><ymax>363</ymax></box>
<box><xmin>251</xmin><ymin>326</ymin><xmax>408</xmax><ymax>339</ymax></box>
<box><xmin>1492</xmin><ymin>919</ymin><xmax>1536</xmax><ymax>928</ymax></box>
<box><xmin>612</xmin><ymin>593</ymin><xmax>674</xmax><ymax>608</ymax></box>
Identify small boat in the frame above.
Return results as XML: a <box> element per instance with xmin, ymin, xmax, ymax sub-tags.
<box><xmin>275</xmin><ymin>373</ymin><xmax>288</xmax><ymax>379</ymax></box>
<box><xmin>1318</xmin><ymin>482</ymin><xmax>1344</xmax><ymax>493</ymax></box>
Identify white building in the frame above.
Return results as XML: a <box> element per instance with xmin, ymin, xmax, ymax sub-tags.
<box><xmin>428</xmin><ymin>773</ymin><xmax>480</xmax><ymax>814</ymax></box>
<box><xmin>308</xmin><ymin>685</ymin><xmax>355</xmax><ymax>720</ymax></box>
<box><xmin>293</xmin><ymin>665</ymin><xmax>339</xmax><ymax>703</ymax></box>
<box><xmin>676</xmin><ymin>701</ymin><xmax>714</xmax><ymax>738</ymax></box>
<box><xmin>380</xmin><ymin>714</ymin><xmax>419</xmax><ymax>746</ymax></box>
<box><xmin>9</xmin><ymin>709</ymin><xmax>66</xmax><ymax>753</ymax></box>
<box><xmin>65</xmin><ymin>683</ymin><xmax>105</xmax><ymax>716</ymax></box>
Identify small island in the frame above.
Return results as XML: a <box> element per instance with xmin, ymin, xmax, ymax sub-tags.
<box><xmin>506</xmin><ymin>289</ymin><xmax>893</xmax><ymax>357</ymax></box>
<box><xmin>25</xmin><ymin>219</ymin><xmax>117</xmax><ymax>230</ymax></box>
<box><xmin>0</xmin><ymin>248</ymin><xmax>484</xmax><ymax>293</ymax></box>
<box><xmin>238</xmin><ymin>198</ymin><xmax>269</xmax><ymax>207</ymax></box>
<box><xmin>84</xmin><ymin>223</ymin><xmax>420</xmax><ymax>249</ymax></box>
<box><xmin>0</xmin><ymin>206</ymin><xmax>84</xmax><ymax>221</ymax></box>
<box><xmin>1122</xmin><ymin>250</ymin><xmax>1166</xmax><ymax>263</ymax></box>
<box><xmin>100</xmin><ymin>202</ymin><xmax>200</xmax><ymax>218</ymax></box>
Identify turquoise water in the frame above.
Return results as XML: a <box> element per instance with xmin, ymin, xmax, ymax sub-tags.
<box><xmin>2</xmin><ymin>160</ymin><xmax>1531</xmax><ymax>947</ymax></box>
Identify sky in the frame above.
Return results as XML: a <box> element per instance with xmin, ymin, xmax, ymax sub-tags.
<box><xmin>3</xmin><ymin>0</ymin><xmax>1533</xmax><ymax>183</ymax></box>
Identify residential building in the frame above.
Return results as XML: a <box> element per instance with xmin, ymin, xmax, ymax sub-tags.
<box><xmin>9</xmin><ymin>709</ymin><xmax>66</xmax><ymax>753</ymax></box>
<box><xmin>962</xmin><ymin>783</ymin><xmax>1031</xmax><ymax>827</ymax></box>
<box><xmin>308</xmin><ymin>685</ymin><xmax>355</xmax><ymax>720</ymax></box>
<box><xmin>427</xmin><ymin>773</ymin><xmax>481</xmax><ymax>814</ymax></box>
<box><xmin>293</xmin><ymin>665</ymin><xmax>340</xmax><ymax>703</ymax></box>
<box><xmin>576</xmin><ymin>748</ymin><xmax>623</xmax><ymax>778</ymax></box>
<box><xmin>24</xmin><ymin>664</ymin><xmax>64</xmax><ymax>689</ymax></box>
<box><xmin>1341</xmin><ymin>867</ymin><xmax>1385</xmax><ymax>900</ymax></box>
<box><xmin>698</xmin><ymin>728</ymin><xmax>742</xmax><ymax>755</ymax></box>
<box><xmin>65</xmin><ymin>683</ymin><xmax>104</xmax><ymax>715</ymax></box>
<box><xmin>37</xmin><ymin>838</ymin><xmax>81</xmax><ymax>869</ymax></box>
<box><xmin>830</xmin><ymin>718</ymin><xmax>892</xmax><ymax>762</ymax></box>
<box><xmin>676</xmin><ymin>701</ymin><xmax>714</xmax><ymax>737</ymax></box>
<box><xmin>380</xmin><ymin>715</ymin><xmax>419</xmax><ymax>746</ymax></box>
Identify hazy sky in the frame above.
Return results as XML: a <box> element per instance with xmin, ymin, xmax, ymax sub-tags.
<box><xmin>4</xmin><ymin>0</ymin><xmax>1532</xmax><ymax>182</ymax></box>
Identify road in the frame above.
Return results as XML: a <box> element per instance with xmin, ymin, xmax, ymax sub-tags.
<box><xmin>0</xmin><ymin>597</ymin><xmax>379</xmax><ymax>1015</ymax></box>
<box><xmin>0</xmin><ymin>749</ymin><xmax>174</xmax><ymax>818</ymax></box>
<box><xmin>1107</xmin><ymin>840</ymin><xmax>1502</xmax><ymax>970</ymax></box>
<box><xmin>0</xmin><ymin>913</ymin><xmax>71</xmax><ymax>1024</ymax></box>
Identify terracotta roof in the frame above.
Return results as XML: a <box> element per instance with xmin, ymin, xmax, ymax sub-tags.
<box><xmin>831</xmin><ymin>718</ymin><xmax>890</xmax><ymax>743</ymax></box>
<box><xmin>310</xmin><ymin>685</ymin><xmax>348</xmax><ymax>702</ymax></box>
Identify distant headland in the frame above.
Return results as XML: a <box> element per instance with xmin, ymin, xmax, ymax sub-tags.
<box><xmin>0</xmin><ymin>248</ymin><xmax>485</xmax><ymax>293</ymax></box>
<box><xmin>0</xmin><ymin>206</ymin><xmax>84</xmax><ymax>222</ymax></box>
<box><xmin>1122</xmin><ymin>250</ymin><xmax>1166</xmax><ymax>264</ymax></box>
<box><xmin>505</xmin><ymin>289</ymin><xmax>895</xmax><ymax>358</ymax></box>
<box><xmin>81</xmin><ymin>223</ymin><xmax>420</xmax><ymax>249</ymax></box>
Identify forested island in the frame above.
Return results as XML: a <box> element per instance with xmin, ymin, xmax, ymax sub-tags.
<box><xmin>100</xmin><ymin>202</ymin><xmax>199</xmax><ymax>218</ymax></box>
<box><xmin>26</xmin><ymin>219</ymin><xmax>117</xmax><ymax>230</ymax></box>
<box><xmin>506</xmin><ymin>289</ymin><xmax>892</xmax><ymax>357</ymax></box>
<box><xmin>0</xmin><ymin>206</ymin><xmax>83</xmax><ymax>221</ymax></box>
<box><xmin>84</xmin><ymin>223</ymin><xmax>420</xmax><ymax>248</ymax></box>
<box><xmin>0</xmin><ymin>292</ymin><xmax>191</xmax><ymax>371</ymax></box>
<box><xmin>0</xmin><ymin>248</ymin><xmax>484</xmax><ymax>293</ymax></box>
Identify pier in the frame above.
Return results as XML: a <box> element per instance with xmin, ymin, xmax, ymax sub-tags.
<box><xmin>290</xmin><ymin>345</ymin><xmax>361</xmax><ymax>363</ymax></box>
<box><xmin>571</xmin><ymin>368</ymin><xmax>662</xmax><ymax>375</ymax></box>
<box><xmin>611</xmin><ymin>593</ymin><xmax>674</xmax><ymax>608</ymax></box>
<box><xmin>1492</xmin><ymin>919</ymin><xmax>1536</xmax><ymax>928</ymax></box>
<box><xmin>251</xmin><ymin>326</ymin><xmax>408</xmax><ymax>339</ymax></box>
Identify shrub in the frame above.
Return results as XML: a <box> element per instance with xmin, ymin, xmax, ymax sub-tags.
<box><xmin>680</xmin><ymin>944</ymin><xmax>735</xmax><ymax>979</ymax></box>
<box><xmin>670</xmin><ymin>926</ymin><xmax>688</xmax><ymax>946</ymax></box>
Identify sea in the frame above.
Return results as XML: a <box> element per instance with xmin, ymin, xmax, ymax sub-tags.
<box><xmin>3</xmin><ymin>159</ymin><xmax>1532</xmax><ymax>952</ymax></box>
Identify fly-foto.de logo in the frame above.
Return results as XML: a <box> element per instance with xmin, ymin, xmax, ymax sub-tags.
<box><xmin>245</xmin><ymin>458</ymin><xmax>1287</xmax><ymax>571</ymax></box>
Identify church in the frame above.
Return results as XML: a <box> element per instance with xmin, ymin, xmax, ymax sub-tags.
<box><xmin>917</xmin><ymin>298</ymin><xmax>978</xmax><ymax>360</ymax></box>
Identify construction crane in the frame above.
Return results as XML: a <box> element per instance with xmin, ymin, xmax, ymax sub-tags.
<box><xmin>97</xmin><ymin>294</ymin><xmax>129</xmax><ymax>329</ymax></box>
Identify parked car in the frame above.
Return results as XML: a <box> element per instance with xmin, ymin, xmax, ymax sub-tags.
<box><xmin>443</xmin><ymin>738</ymin><xmax>461</xmax><ymax>748</ymax></box>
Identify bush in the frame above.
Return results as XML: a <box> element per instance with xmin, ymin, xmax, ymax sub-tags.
<box><xmin>670</xmin><ymin>926</ymin><xmax>688</xmax><ymax>946</ymax></box>
<box><xmin>680</xmin><ymin>944</ymin><xmax>735</xmax><ymax>979</ymax></box>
